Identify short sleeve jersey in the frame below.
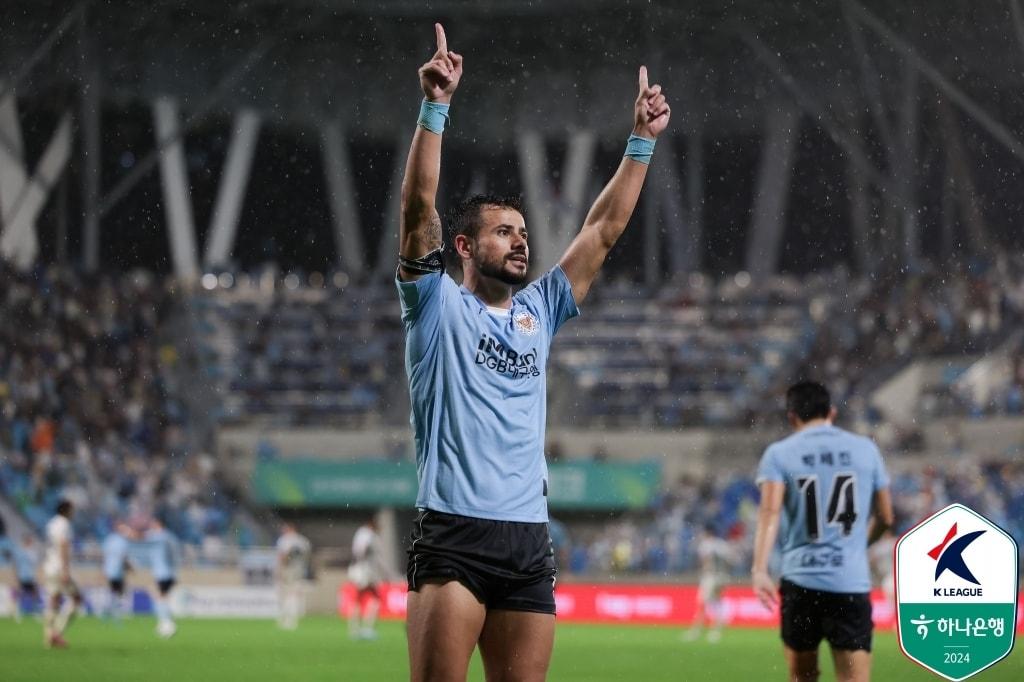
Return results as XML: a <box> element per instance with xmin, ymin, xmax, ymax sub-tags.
<box><xmin>277</xmin><ymin>532</ymin><xmax>311</xmax><ymax>580</ymax></box>
<box><xmin>146</xmin><ymin>529</ymin><xmax>180</xmax><ymax>581</ymax></box>
<box><xmin>43</xmin><ymin>515</ymin><xmax>72</xmax><ymax>577</ymax></box>
<box><xmin>13</xmin><ymin>543</ymin><xmax>39</xmax><ymax>582</ymax></box>
<box><xmin>102</xmin><ymin>532</ymin><xmax>130</xmax><ymax>580</ymax></box>
<box><xmin>756</xmin><ymin>424</ymin><xmax>890</xmax><ymax>593</ymax></box>
<box><xmin>397</xmin><ymin>266</ymin><xmax>579</xmax><ymax>522</ymax></box>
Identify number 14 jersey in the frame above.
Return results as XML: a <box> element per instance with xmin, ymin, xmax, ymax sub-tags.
<box><xmin>756</xmin><ymin>424</ymin><xmax>890</xmax><ymax>593</ymax></box>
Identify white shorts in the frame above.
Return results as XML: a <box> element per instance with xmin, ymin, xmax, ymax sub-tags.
<box><xmin>347</xmin><ymin>562</ymin><xmax>379</xmax><ymax>590</ymax></box>
<box><xmin>43</xmin><ymin>573</ymin><xmax>81</xmax><ymax>600</ymax></box>
<box><xmin>698</xmin><ymin>575</ymin><xmax>723</xmax><ymax>603</ymax></box>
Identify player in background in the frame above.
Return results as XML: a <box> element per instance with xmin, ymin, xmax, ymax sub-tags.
<box><xmin>751</xmin><ymin>382</ymin><xmax>895</xmax><ymax>682</ymax></box>
<box><xmin>682</xmin><ymin>524</ymin><xmax>737</xmax><ymax>643</ymax></box>
<box><xmin>146</xmin><ymin>517</ymin><xmax>181</xmax><ymax>638</ymax></box>
<box><xmin>101</xmin><ymin>523</ymin><xmax>135</xmax><ymax>622</ymax></box>
<box><xmin>347</xmin><ymin>517</ymin><xmax>386</xmax><ymax>640</ymax></box>
<box><xmin>42</xmin><ymin>499</ymin><xmax>82</xmax><ymax>648</ymax></box>
<box><xmin>275</xmin><ymin>521</ymin><xmax>312</xmax><ymax>630</ymax></box>
<box><xmin>11</xmin><ymin>532</ymin><xmax>42</xmax><ymax>622</ymax></box>
<box><xmin>398</xmin><ymin>23</ymin><xmax>670</xmax><ymax>681</ymax></box>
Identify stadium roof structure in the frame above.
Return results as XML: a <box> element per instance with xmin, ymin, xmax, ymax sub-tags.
<box><xmin>3</xmin><ymin>0</ymin><xmax>1023</xmax><ymax>138</ymax></box>
<box><xmin>2</xmin><ymin>1</ymin><xmax>1022</xmax><ymax>278</ymax></box>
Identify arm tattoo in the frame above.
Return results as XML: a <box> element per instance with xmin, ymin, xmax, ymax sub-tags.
<box><xmin>424</xmin><ymin>212</ymin><xmax>442</xmax><ymax>250</ymax></box>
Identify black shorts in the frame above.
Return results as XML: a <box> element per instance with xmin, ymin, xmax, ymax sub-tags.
<box><xmin>18</xmin><ymin>580</ymin><xmax>38</xmax><ymax>595</ymax></box>
<box><xmin>407</xmin><ymin>509</ymin><xmax>557</xmax><ymax>615</ymax></box>
<box><xmin>109</xmin><ymin>578</ymin><xmax>125</xmax><ymax>595</ymax></box>
<box><xmin>157</xmin><ymin>578</ymin><xmax>176</xmax><ymax>596</ymax></box>
<box><xmin>780</xmin><ymin>578</ymin><xmax>873</xmax><ymax>652</ymax></box>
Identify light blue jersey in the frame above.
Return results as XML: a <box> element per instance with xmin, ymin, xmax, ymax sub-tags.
<box><xmin>756</xmin><ymin>424</ymin><xmax>890</xmax><ymax>593</ymax></box>
<box><xmin>13</xmin><ymin>543</ymin><xmax>39</xmax><ymax>583</ymax></box>
<box><xmin>397</xmin><ymin>266</ymin><xmax>578</xmax><ymax>522</ymax></box>
<box><xmin>102</xmin><ymin>532</ymin><xmax>131</xmax><ymax>580</ymax></box>
<box><xmin>146</xmin><ymin>529</ymin><xmax>181</xmax><ymax>581</ymax></box>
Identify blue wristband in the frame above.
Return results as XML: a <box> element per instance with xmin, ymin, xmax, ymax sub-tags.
<box><xmin>418</xmin><ymin>99</ymin><xmax>450</xmax><ymax>135</ymax></box>
<box><xmin>624</xmin><ymin>134</ymin><xmax>656</xmax><ymax>164</ymax></box>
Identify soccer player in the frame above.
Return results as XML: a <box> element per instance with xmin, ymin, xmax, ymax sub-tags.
<box><xmin>102</xmin><ymin>523</ymin><xmax>135</xmax><ymax>622</ymax></box>
<box><xmin>275</xmin><ymin>522</ymin><xmax>311</xmax><ymax>630</ymax></box>
<box><xmin>146</xmin><ymin>517</ymin><xmax>181</xmax><ymax>638</ymax></box>
<box><xmin>682</xmin><ymin>524</ymin><xmax>736</xmax><ymax>643</ymax></box>
<box><xmin>398</xmin><ymin>23</ymin><xmax>670</xmax><ymax>681</ymax></box>
<box><xmin>11</xmin><ymin>532</ymin><xmax>42</xmax><ymax>622</ymax></box>
<box><xmin>751</xmin><ymin>381</ymin><xmax>895</xmax><ymax>682</ymax></box>
<box><xmin>347</xmin><ymin>517</ymin><xmax>385</xmax><ymax>640</ymax></box>
<box><xmin>42</xmin><ymin>499</ymin><xmax>82</xmax><ymax>648</ymax></box>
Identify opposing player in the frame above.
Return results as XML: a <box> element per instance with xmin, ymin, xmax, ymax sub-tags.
<box><xmin>146</xmin><ymin>517</ymin><xmax>181</xmax><ymax>638</ymax></box>
<box><xmin>682</xmin><ymin>524</ymin><xmax>736</xmax><ymax>643</ymax></box>
<box><xmin>11</xmin><ymin>532</ymin><xmax>41</xmax><ymax>622</ymax></box>
<box><xmin>42</xmin><ymin>500</ymin><xmax>82</xmax><ymax>648</ymax></box>
<box><xmin>275</xmin><ymin>522</ymin><xmax>311</xmax><ymax>630</ymax></box>
<box><xmin>398</xmin><ymin>23</ymin><xmax>670</xmax><ymax>681</ymax></box>
<box><xmin>347</xmin><ymin>517</ymin><xmax>385</xmax><ymax>640</ymax></box>
<box><xmin>751</xmin><ymin>382</ymin><xmax>895</xmax><ymax>682</ymax></box>
<box><xmin>101</xmin><ymin>523</ymin><xmax>135</xmax><ymax>622</ymax></box>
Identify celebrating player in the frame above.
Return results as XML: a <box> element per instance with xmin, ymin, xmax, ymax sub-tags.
<box><xmin>751</xmin><ymin>381</ymin><xmax>895</xmax><ymax>682</ymax></box>
<box><xmin>42</xmin><ymin>500</ymin><xmax>82</xmax><ymax>648</ymax></box>
<box><xmin>397</xmin><ymin>22</ymin><xmax>670</xmax><ymax>681</ymax></box>
<box><xmin>275</xmin><ymin>522</ymin><xmax>312</xmax><ymax>630</ymax></box>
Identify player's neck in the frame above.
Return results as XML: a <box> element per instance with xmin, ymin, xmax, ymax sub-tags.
<box><xmin>462</xmin><ymin>270</ymin><xmax>513</xmax><ymax>308</ymax></box>
<box><xmin>794</xmin><ymin>417</ymin><xmax>831</xmax><ymax>432</ymax></box>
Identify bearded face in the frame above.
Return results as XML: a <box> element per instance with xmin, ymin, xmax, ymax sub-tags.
<box><xmin>461</xmin><ymin>207</ymin><xmax>529</xmax><ymax>285</ymax></box>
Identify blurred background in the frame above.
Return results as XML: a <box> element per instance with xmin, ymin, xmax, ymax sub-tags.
<box><xmin>1</xmin><ymin>0</ymin><xmax>1023</xmax><ymax>618</ymax></box>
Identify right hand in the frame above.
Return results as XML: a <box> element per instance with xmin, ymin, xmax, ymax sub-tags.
<box><xmin>752</xmin><ymin>568</ymin><xmax>778</xmax><ymax>611</ymax></box>
<box><xmin>418</xmin><ymin>23</ymin><xmax>463</xmax><ymax>103</ymax></box>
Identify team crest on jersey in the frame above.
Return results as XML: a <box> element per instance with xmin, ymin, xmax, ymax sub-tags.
<box><xmin>513</xmin><ymin>310</ymin><xmax>539</xmax><ymax>336</ymax></box>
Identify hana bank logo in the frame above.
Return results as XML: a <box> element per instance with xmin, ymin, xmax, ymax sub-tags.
<box><xmin>928</xmin><ymin>522</ymin><xmax>986</xmax><ymax>595</ymax></box>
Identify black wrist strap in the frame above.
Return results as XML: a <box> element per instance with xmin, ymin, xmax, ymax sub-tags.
<box><xmin>398</xmin><ymin>246</ymin><xmax>445</xmax><ymax>274</ymax></box>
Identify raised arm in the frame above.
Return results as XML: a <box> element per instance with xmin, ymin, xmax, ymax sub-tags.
<box><xmin>398</xmin><ymin>23</ymin><xmax>464</xmax><ymax>281</ymax></box>
<box><xmin>558</xmin><ymin>66</ymin><xmax>671</xmax><ymax>304</ymax></box>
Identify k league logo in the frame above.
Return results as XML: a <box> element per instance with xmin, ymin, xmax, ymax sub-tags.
<box><xmin>895</xmin><ymin>504</ymin><xmax>1019</xmax><ymax>681</ymax></box>
<box><xmin>929</xmin><ymin>523</ymin><xmax>985</xmax><ymax>590</ymax></box>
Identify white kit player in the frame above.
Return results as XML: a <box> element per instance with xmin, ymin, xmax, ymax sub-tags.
<box><xmin>42</xmin><ymin>500</ymin><xmax>82</xmax><ymax>648</ymax></box>
<box><xmin>275</xmin><ymin>522</ymin><xmax>312</xmax><ymax>630</ymax></box>
<box><xmin>348</xmin><ymin>518</ymin><xmax>385</xmax><ymax>639</ymax></box>
<box><xmin>683</xmin><ymin>524</ymin><xmax>736</xmax><ymax>643</ymax></box>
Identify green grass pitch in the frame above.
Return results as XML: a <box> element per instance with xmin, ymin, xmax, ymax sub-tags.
<box><xmin>1</xmin><ymin>617</ymin><xmax>1020</xmax><ymax>681</ymax></box>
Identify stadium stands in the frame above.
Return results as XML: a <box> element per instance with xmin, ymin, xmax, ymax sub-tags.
<box><xmin>0</xmin><ymin>264</ymin><xmax>257</xmax><ymax>555</ymax></box>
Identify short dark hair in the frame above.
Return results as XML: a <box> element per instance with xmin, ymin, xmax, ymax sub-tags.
<box><xmin>785</xmin><ymin>381</ymin><xmax>832</xmax><ymax>421</ymax></box>
<box><xmin>56</xmin><ymin>499</ymin><xmax>72</xmax><ymax>517</ymax></box>
<box><xmin>447</xmin><ymin>194</ymin><xmax>524</xmax><ymax>243</ymax></box>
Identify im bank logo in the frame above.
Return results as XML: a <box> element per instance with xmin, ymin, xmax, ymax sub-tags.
<box><xmin>895</xmin><ymin>503</ymin><xmax>1018</xmax><ymax>681</ymax></box>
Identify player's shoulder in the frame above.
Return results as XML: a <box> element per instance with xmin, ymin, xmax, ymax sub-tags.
<box><xmin>832</xmin><ymin>426</ymin><xmax>883</xmax><ymax>457</ymax></box>
<box><xmin>47</xmin><ymin>514</ymin><xmax>69</xmax><ymax>532</ymax></box>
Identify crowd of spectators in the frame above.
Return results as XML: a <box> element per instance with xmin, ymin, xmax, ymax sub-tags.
<box><xmin>0</xmin><ymin>263</ymin><xmax>253</xmax><ymax>557</ymax></box>
<box><xmin>795</xmin><ymin>254</ymin><xmax>1024</xmax><ymax>424</ymax></box>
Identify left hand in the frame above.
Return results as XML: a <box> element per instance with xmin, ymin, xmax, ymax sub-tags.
<box><xmin>633</xmin><ymin>66</ymin><xmax>671</xmax><ymax>138</ymax></box>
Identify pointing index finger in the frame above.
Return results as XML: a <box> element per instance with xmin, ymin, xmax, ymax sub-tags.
<box><xmin>639</xmin><ymin>65</ymin><xmax>649</xmax><ymax>92</ymax></box>
<box><xmin>435</xmin><ymin>23</ymin><xmax>448</xmax><ymax>55</ymax></box>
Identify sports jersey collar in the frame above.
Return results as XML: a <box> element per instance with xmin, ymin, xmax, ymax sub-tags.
<box><xmin>459</xmin><ymin>284</ymin><xmax>518</xmax><ymax>316</ymax></box>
